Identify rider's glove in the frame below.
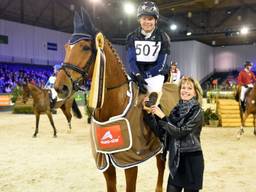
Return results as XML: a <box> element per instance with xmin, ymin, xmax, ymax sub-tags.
<box><xmin>135</xmin><ymin>73</ymin><xmax>148</xmax><ymax>94</ymax></box>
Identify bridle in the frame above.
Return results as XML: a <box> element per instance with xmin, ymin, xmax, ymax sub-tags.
<box><xmin>60</xmin><ymin>47</ymin><xmax>95</xmax><ymax>92</ymax></box>
<box><xmin>60</xmin><ymin>38</ymin><xmax>129</xmax><ymax>92</ymax></box>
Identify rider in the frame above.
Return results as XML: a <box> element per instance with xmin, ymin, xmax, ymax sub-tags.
<box><xmin>168</xmin><ymin>61</ymin><xmax>181</xmax><ymax>84</ymax></box>
<box><xmin>45</xmin><ymin>64</ymin><xmax>61</xmax><ymax>108</ymax></box>
<box><xmin>126</xmin><ymin>1</ymin><xmax>171</xmax><ymax>108</ymax></box>
<box><xmin>237</xmin><ymin>61</ymin><xmax>256</xmax><ymax>111</ymax></box>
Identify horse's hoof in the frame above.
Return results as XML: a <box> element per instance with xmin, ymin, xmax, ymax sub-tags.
<box><xmin>33</xmin><ymin>134</ymin><xmax>37</xmax><ymax>138</ymax></box>
<box><xmin>236</xmin><ymin>134</ymin><xmax>241</xmax><ymax>140</ymax></box>
<box><xmin>254</xmin><ymin>131</ymin><xmax>256</xmax><ymax>136</ymax></box>
<box><xmin>53</xmin><ymin>135</ymin><xmax>57</xmax><ymax>138</ymax></box>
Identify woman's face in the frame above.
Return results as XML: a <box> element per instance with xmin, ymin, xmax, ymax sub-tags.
<box><xmin>139</xmin><ymin>15</ymin><xmax>156</xmax><ymax>33</ymax></box>
<box><xmin>180</xmin><ymin>81</ymin><xmax>196</xmax><ymax>101</ymax></box>
<box><xmin>171</xmin><ymin>65</ymin><xmax>176</xmax><ymax>71</ymax></box>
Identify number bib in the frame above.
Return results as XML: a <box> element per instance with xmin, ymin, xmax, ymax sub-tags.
<box><xmin>135</xmin><ymin>41</ymin><xmax>161</xmax><ymax>62</ymax></box>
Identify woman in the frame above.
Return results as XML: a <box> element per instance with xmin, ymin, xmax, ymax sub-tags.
<box><xmin>143</xmin><ymin>77</ymin><xmax>204</xmax><ymax>192</ymax></box>
<box><xmin>126</xmin><ymin>1</ymin><xmax>171</xmax><ymax>107</ymax></box>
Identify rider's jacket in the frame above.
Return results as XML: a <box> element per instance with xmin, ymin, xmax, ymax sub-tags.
<box><xmin>237</xmin><ymin>69</ymin><xmax>256</xmax><ymax>86</ymax></box>
<box><xmin>126</xmin><ymin>27</ymin><xmax>171</xmax><ymax>79</ymax></box>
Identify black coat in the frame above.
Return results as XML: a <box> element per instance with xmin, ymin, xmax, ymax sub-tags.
<box><xmin>144</xmin><ymin>103</ymin><xmax>203</xmax><ymax>177</ymax></box>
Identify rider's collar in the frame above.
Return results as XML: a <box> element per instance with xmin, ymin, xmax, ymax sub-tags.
<box><xmin>141</xmin><ymin>28</ymin><xmax>155</xmax><ymax>39</ymax></box>
<box><xmin>245</xmin><ymin>68</ymin><xmax>250</xmax><ymax>72</ymax></box>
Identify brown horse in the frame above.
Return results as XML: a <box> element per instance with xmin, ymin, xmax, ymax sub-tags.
<box><xmin>236</xmin><ymin>85</ymin><xmax>256</xmax><ymax>139</ymax></box>
<box><xmin>55</xmin><ymin>38</ymin><xmax>167</xmax><ymax>192</ymax></box>
<box><xmin>53</xmin><ymin>11</ymin><xmax>171</xmax><ymax>192</ymax></box>
<box><xmin>22</xmin><ymin>82</ymin><xmax>82</xmax><ymax>137</ymax></box>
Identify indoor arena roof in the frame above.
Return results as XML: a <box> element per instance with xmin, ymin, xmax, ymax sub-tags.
<box><xmin>1</xmin><ymin>0</ymin><xmax>256</xmax><ymax>46</ymax></box>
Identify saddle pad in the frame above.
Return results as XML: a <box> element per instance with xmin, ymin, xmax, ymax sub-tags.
<box><xmin>92</xmin><ymin>118</ymin><xmax>132</xmax><ymax>153</ymax></box>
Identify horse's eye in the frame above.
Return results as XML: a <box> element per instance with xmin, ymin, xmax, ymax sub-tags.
<box><xmin>83</xmin><ymin>46</ymin><xmax>90</xmax><ymax>51</ymax></box>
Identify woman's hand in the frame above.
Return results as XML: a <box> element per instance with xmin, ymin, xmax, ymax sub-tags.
<box><xmin>151</xmin><ymin>105</ymin><xmax>165</xmax><ymax>119</ymax></box>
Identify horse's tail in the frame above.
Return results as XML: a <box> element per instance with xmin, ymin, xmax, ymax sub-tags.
<box><xmin>72</xmin><ymin>100</ymin><xmax>82</xmax><ymax>119</ymax></box>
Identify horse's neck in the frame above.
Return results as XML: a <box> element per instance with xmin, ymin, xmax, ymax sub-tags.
<box><xmin>28</xmin><ymin>84</ymin><xmax>42</xmax><ymax>98</ymax></box>
<box><xmin>94</xmin><ymin>41</ymin><xmax>129</xmax><ymax>122</ymax></box>
<box><xmin>103</xmin><ymin>40</ymin><xmax>127</xmax><ymax>87</ymax></box>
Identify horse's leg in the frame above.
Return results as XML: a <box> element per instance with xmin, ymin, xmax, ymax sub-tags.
<box><xmin>61</xmin><ymin>105</ymin><xmax>72</xmax><ymax>133</ymax></box>
<box><xmin>237</xmin><ymin>104</ymin><xmax>245</xmax><ymax>139</ymax></box>
<box><xmin>33</xmin><ymin>113</ymin><xmax>40</xmax><ymax>137</ymax></box>
<box><xmin>46</xmin><ymin>111</ymin><xmax>57</xmax><ymax>137</ymax></box>
<box><xmin>155</xmin><ymin>154</ymin><xmax>166</xmax><ymax>192</ymax></box>
<box><xmin>238</xmin><ymin>111</ymin><xmax>248</xmax><ymax>139</ymax></box>
<box><xmin>124</xmin><ymin>166</ymin><xmax>138</xmax><ymax>192</ymax></box>
<box><xmin>253</xmin><ymin>114</ymin><xmax>256</xmax><ymax>136</ymax></box>
<box><xmin>103</xmin><ymin>164</ymin><xmax>117</xmax><ymax>192</ymax></box>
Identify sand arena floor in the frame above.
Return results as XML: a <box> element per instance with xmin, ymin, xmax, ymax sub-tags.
<box><xmin>0</xmin><ymin>107</ymin><xmax>256</xmax><ymax>192</ymax></box>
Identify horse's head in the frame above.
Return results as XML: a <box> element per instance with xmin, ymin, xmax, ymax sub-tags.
<box><xmin>54</xmin><ymin>39</ymin><xmax>95</xmax><ymax>99</ymax></box>
<box><xmin>22</xmin><ymin>83</ymin><xmax>30</xmax><ymax>104</ymax></box>
<box><xmin>54</xmin><ymin>8</ymin><xmax>97</xmax><ymax>99</ymax></box>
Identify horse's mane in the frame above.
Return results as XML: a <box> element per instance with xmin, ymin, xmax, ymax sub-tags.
<box><xmin>104</xmin><ymin>38</ymin><xmax>128</xmax><ymax>80</ymax></box>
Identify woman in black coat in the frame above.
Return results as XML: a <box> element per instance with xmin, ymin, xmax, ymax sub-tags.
<box><xmin>143</xmin><ymin>77</ymin><xmax>204</xmax><ymax>192</ymax></box>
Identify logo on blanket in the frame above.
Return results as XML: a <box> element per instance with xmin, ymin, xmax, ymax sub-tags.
<box><xmin>96</xmin><ymin>125</ymin><xmax>124</xmax><ymax>149</ymax></box>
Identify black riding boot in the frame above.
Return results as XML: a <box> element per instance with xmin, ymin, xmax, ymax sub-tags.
<box><xmin>240</xmin><ymin>100</ymin><xmax>246</xmax><ymax>112</ymax></box>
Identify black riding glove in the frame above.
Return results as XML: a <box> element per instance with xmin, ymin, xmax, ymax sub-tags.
<box><xmin>244</xmin><ymin>85</ymin><xmax>248</xmax><ymax>88</ymax></box>
<box><xmin>135</xmin><ymin>74</ymin><xmax>148</xmax><ymax>94</ymax></box>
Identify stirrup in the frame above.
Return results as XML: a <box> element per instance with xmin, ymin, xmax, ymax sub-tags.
<box><xmin>145</xmin><ymin>92</ymin><xmax>159</xmax><ymax>108</ymax></box>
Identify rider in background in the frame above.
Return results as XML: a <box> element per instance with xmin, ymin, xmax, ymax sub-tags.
<box><xmin>126</xmin><ymin>1</ymin><xmax>171</xmax><ymax>108</ymax></box>
<box><xmin>45</xmin><ymin>64</ymin><xmax>61</xmax><ymax>108</ymax></box>
<box><xmin>168</xmin><ymin>61</ymin><xmax>181</xmax><ymax>84</ymax></box>
<box><xmin>237</xmin><ymin>61</ymin><xmax>256</xmax><ymax>111</ymax></box>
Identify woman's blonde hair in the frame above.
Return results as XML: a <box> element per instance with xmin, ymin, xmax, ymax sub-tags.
<box><xmin>178</xmin><ymin>76</ymin><xmax>203</xmax><ymax>104</ymax></box>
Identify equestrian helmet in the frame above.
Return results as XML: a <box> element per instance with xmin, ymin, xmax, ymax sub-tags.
<box><xmin>137</xmin><ymin>1</ymin><xmax>159</xmax><ymax>19</ymax></box>
<box><xmin>54</xmin><ymin>64</ymin><xmax>62</xmax><ymax>71</ymax></box>
<box><xmin>244</xmin><ymin>61</ymin><xmax>253</xmax><ymax>67</ymax></box>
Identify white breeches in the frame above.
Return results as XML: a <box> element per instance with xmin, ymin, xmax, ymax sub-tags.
<box><xmin>50</xmin><ymin>88</ymin><xmax>58</xmax><ymax>100</ymax></box>
<box><xmin>145</xmin><ymin>75</ymin><xmax>165</xmax><ymax>93</ymax></box>
<box><xmin>240</xmin><ymin>84</ymin><xmax>253</xmax><ymax>101</ymax></box>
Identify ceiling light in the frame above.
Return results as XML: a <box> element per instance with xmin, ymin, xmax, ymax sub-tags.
<box><xmin>123</xmin><ymin>2</ymin><xmax>136</xmax><ymax>15</ymax></box>
<box><xmin>186</xmin><ymin>31</ymin><xmax>192</xmax><ymax>36</ymax></box>
<box><xmin>240</xmin><ymin>26</ymin><xmax>249</xmax><ymax>35</ymax></box>
<box><xmin>214</xmin><ymin>0</ymin><xmax>219</xmax><ymax>4</ymax></box>
<box><xmin>89</xmin><ymin>0</ymin><xmax>101</xmax><ymax>4</ymax></box>
<box><xmin>187</xmin><ymin>12</ymin><xmax>192</xmax><ymax>18</ymax></box>
<box><xmin>170</xmin><ymin>24</ymin><xmax>177</xmax><ymax>31</ymax></box>
<box><xmin>70</xmin><ymin>4</ymin><xmax>75</xmax><ymax>11</ymax></box>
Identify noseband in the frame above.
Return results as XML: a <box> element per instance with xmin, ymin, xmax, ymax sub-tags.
<box><xmin>60</xmin><ymin>48</ymin><xmax>95</xmax><ymax>91</ymax></box>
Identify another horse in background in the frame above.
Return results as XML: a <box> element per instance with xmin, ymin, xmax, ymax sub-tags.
<box><xmin>53</xmin><ymin>8</ymin><xmax>179</xmax><ymax>192</ymax></box>
<box><xmin>236</xmin><ymin>85</ymin><xmax>256</xmax><ymax>139</ymax></box>
<box><xmin>22</xmin><ymin>82</ymin><xmax>82</xmax><ymax>137</ymax></box>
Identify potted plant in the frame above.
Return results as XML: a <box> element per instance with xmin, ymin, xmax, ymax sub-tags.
<box><xmin>208</xmin><ymin>112</ymin><xmax>219</xmax><ymax>127</ymax></box>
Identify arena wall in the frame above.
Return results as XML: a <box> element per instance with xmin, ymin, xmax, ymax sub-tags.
<box><xmin>0</xmin><ymin>19</ymin><xmax>70</xmax><ymax>65</ymax></box>
<box><xmin>1</xmin><ymin>19</ymin><xmax>256</xmax><ymax>79</ymax></box>
<box><xmin>214</xmin><ymin>44</ymin><xmax>256</xmax><ymax>72</ymax></box>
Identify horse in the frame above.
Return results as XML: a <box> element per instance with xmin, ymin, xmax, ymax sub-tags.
<box><xmin>236</xmin><ymin>85</ymin><xmax>256</xmax><ymax>139</ymax></box>
<box><xmin>22</xmin><ymin>82</ymin><xmax>82</xmax><ymax>137</ymax></box>
<box><xmin>54</xmin><ymin>8</ymin><xmax>179</xmax><ymax>192</ymax></box>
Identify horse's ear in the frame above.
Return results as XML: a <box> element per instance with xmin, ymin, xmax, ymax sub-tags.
<box><xmin>95</xmin><ymin>32</ymin><xmax>104</xmax><ymax>49</ymax></box>
<box><xmin>73</xmin><ymin>7</ymin><xmax>97</xmax><ymax>36</ymax></box>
